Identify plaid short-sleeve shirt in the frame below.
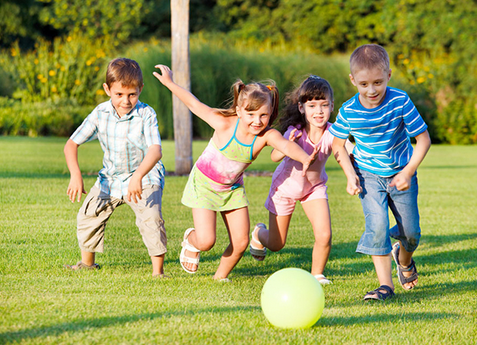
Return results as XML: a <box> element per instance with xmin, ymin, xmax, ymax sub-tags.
<box><xmin>70</xmin><ymin>100</ymin><xmax>165</xmax><ymax>198</ymax></box>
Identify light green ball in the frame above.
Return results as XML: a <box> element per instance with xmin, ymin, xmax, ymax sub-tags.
<box><xmin>261</xmin><ymin>268</ymin><xmax>325</xmax><ymax>329</ymax></box>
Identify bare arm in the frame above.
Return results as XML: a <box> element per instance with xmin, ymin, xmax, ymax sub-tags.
<box><xmin>127</xmin><ymin>144</ymin><xmax>162</xmax><ymax>203</ymax></box>
<box><xmin>332</xmin><ymin>136</ymin><xmax>362</xmax><ymax>196</ymax></box>
<box><xmin>270</xmin><ymin>128</ymin><xmax>303</xmax><ymax>162</ymax></box>
<box><xmin>64</xmin><ymin>139</ymin><xmax>86</xmax><ymax>202</ymax></box>
<box><xmin>266</xmin><ymin>129</ymin><xmax>317</xmax><ymax>175</ymax></box>
<box><xmin>153</xmin><ymin>65</ymin><xmax>225</xmax><ymax>130</ymax></box>
<box><xmin>390</xmin><ymin>130</ymin><xmax>431</xmax><ymax>191</ymax></box>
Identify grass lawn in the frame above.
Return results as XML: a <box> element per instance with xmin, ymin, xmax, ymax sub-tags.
<box><xmin>0</xmin><ymin>136</ymin><xmax>476</xmax><ymax>344</ymax></box>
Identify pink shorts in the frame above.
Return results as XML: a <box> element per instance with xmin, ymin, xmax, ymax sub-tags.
<box><xmin>265</xmin><ymin>184</ymin><xmax>328</xmax><ymax>216</ymax></box>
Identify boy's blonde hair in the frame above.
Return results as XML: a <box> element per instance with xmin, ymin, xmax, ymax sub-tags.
<box><xmin>105</xmin><ymin>58</ymin><xmax>143</xmax><ymax>88</ymax></box>
<box><xmin>350</xmin><ymin>44</ymin><xmax>390</xmax><ymax>75</ymax></box>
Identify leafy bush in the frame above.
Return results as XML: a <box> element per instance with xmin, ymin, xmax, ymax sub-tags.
<box><xmin>0</xmin><ymin>97</ymin><xmax>92</xmax><ymax>137</ymax></box>
<box><xmin>0</xmin><ymin>33</ymin><xmax>113</xmax><ymax>106</ymax></box>
<box><xmin>129</xmin><ymin>36</ymin><xmax>355</xmax><ymax>139</ymax></box>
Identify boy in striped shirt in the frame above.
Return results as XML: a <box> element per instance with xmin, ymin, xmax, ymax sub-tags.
<box><xmin>330</xmin><ymin>44</ymin><xmax>431</xmax><ymax>301</ymax></box>
<box><xmin>64</xmin><ymin>58</ymin><xmax>168</xmax><ymax>278</ymax></box>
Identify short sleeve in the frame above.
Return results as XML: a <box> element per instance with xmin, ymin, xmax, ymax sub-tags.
<box><xmin>143</xmin><ymin>107</ymin><xmax>161</xmax><ymax>147</ymax></box>
<box><xmin>402</xmin><ymin>94</ymin><xmax>428</xmax><ymax>137</ymax></box>
<box><xmin>70</xmin><ymin>108</ymin><xmax>99</xmax><ymax>145</ymax></box>
<box><xmin>329</xmin><ymin>108</ymin><xmax>350</xmax><ymax>139</ymax></box>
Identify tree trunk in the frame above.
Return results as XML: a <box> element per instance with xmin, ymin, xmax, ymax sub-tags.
<box><xmin>171</xmin><ymin>0</ymin><xmax>192</xmax><ymax>175</ymax></box>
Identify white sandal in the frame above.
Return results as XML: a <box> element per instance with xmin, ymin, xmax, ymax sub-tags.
<box><xmin>180</xmin><ymin>228</ymin><xmax>201</xmax><ymax>274</ymax></box>
<box><xmin>250</xmin><ymin>223</ymin><xmax>267</xmax><ymax>261</ymax></box>
<box><xmin>314</xmin><ymin>274</ymin><xmax>332</xmax><ymax>285</ymax></box>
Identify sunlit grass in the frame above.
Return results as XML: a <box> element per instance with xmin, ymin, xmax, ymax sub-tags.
<box><xmin>0</xmin><ymin>137</ymin><xmax>476</xmax><ymax>344</ymax></box>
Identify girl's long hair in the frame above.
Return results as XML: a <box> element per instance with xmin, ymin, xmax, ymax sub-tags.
<box><xmin>278</xmin><ymin>76</ymin><xmax>334</xmax><ymax>133</ymax></box>
<box><xmin>219</xmin><ymin>79</ymin><xmax>280</xmax><ymax>127</ymax></box>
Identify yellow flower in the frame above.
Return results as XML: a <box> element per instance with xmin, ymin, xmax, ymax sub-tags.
<box><xmin>37</xmin><ymin>74</ymin><xmax>44</xmax><ymax>80</ymax></box>
<box><xmin>86</xmin><ymin>60</ymin><xmax>92</xmax><ymax>66</ymax></box>
<box><xmin>417</xmin><ymin>77</ymin><xmax>426</xmax><ymax>84</ymax></box>
<box><xmin>51</xmin><ymin>86</ymin><xmax>58</xmax><ymax>93</ymax></box>
<box><xmin>143</xmin><ymin>47</ymin><xmax>148</xmax><ymax>53</ymax></box>
<box><xmin>10</xmin><ymin>48</ymin><xmax>17</xmax><ymax>57</ymax></box>
<box><xmin>410</xmin><ymin>80</ymin><xmax>415</xmax><ymax>85</ymax></box>
<box><xmin>67</xmin><ymin>36</ymin><xmax>72</xmax><ymax>42</ymax></box>
<box><xmin>75</xmin><ymin>80</ymin><xmax>81</xmax><ymax>86</ymax></box>
<box><xmin>41</xmin><ymin>77</ymin><xmax>48</xmax><ymax>83</ymax></box>
<box><xmin>34</xmin><ymin>59</ymin><xmax>39</xmax><ymax>65</ymax></box>
<box><xmin>403</xmin><ymin>59</ymin><xmax>410</xmax><ymax>65</ymax></box>
<box><xmin>428</xmin><ymin>74</ymin><xmax>434</xmax><ymax>79</ymax></box>
<box><xmin>398</xmin><ymin>54</ymin><xmax>405</xmax><ymax>59</ymax></box>
<box><xmin>60</xmin><ymin>66</ymin><xmax>66</xmax><ymax>72</ymax></box>
<box><xmin>96</xmin><ymin>89</ymin><xmax>105</xmax><ymax>95</ymax></box>
<box><xmin>49</xmin><ymin>70</ymin><xmax>56</xmax><ymax>76</ymax></box>
<box><xmin>94</xmin><ymin>66</ymin><xmax>100</xmax><ymax>71</ymax></box>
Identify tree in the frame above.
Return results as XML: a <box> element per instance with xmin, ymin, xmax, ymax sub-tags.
<box><xmin>171</xmin><ymin>0</ymin><xmax>193</xmax><ymax>174</ymax></box>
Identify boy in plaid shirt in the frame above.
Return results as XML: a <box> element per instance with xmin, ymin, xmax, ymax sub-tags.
<box><xmin>64</xmin><ymin>58</ymin><xmax>168</xmax><ymax>277</ymax></box>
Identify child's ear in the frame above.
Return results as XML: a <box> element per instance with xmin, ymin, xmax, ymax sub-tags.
<box><xmin>103</xmin><ymin>83</ymin><xmax>111</xmax><ymax>97</ymax></box>
<box><xmin>138</xmin><ymin>84</ymin><xmax>144</xmax><ymax>94</ymax></box>
<box><xmin>387</xmin><ymin>69</ymin><xmax>392</xmax><ymax>81</ymax></box>
<box><xmin>331</xmin><ymin>101</ymin><xmax>334</xmax><ymax>112</ymax></box>
<box><xmin>349</xmin><ymin>74</ymin><xmax>356</xmax><ymax>86</ymax></box>
<box><xmin>298</xmin><ymin>102</ymin><xmax>305</xmax><ymax>114</ymax></box>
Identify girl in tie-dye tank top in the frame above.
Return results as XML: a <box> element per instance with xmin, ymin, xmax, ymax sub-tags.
<box><xmin>154</xmin><ymin>65</ymin><xmax>317</xmax><ymax>281</ymax></box>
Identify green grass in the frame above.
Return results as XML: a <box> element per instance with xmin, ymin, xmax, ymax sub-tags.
<box><xmin>0</xmin><ymin>137</ymin><xmax>476</xmax><ymax>344</ymax></box>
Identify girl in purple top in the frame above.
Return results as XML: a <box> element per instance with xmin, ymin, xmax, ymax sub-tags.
<box><xmin>250</xmin><ymin>76</ymin><xmax>353</xmax><ymax>284</ymax></box>
<box><xmin>154</xmin><ymin>65</ymin><xmax>317</xmax><ymax>281</ymax></box>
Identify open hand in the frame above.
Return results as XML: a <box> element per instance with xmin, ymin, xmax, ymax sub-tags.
<box><xmin>288</xmin><ymin>128</ymin><xmax>302</xmax><ymax>142</ymax></box>
<box><xmin>127</xmin><ymin>175</ymin><xmax>143</xmax><ymax>203</ymax></box>
<box><xmin>153</xmin><ymin>65</ymin><xmax>174</xmax><ymax>86</ymax></box>
<box><xmin>301</xmin><ymin>143</ymin><xmax>320</xmax><ymax>176</ymax></box>
<box><xmin>67</xmin><ymin>178</ymin><xmax>86</xmax><ymax>203</ymax></box>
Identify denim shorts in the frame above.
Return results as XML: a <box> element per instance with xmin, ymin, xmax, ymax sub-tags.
<box><xmin>355</xmin><ymin>167</ymin><xmax>421</xmax><ymax>256</ymax></box>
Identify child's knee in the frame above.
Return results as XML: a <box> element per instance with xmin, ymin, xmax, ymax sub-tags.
<box><xmin>194</xmin><ymin>236</ymin><xmax>216</xmax><ymax>251</ymax></box>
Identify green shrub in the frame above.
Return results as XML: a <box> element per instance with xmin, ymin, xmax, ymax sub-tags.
<box><xmin>0</xmin><ymin>97</ymin><xmax>92</xmax><ymax>137</ymax></box>
<box><xmin>127</xmin><ymin>36</ymin><xmax>355</xmax><ymax>139</ymax></box>
<box><xmin>0</xmin><ymin>33</ymin><xmax>113</xmax><ymax>106</ymax></box>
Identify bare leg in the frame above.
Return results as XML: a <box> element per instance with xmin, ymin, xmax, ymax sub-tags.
<box><xmin>302</xmin><ymin>199</ymin><xmax>331</xmax><ymax>276</ymax></box>
<box><xmin>258</xmin><ymin>213</ymin><xmax>292</xmax><ymax>250</ymax></box>
<box><xmin>81</xmin><ymin>251</ymin><xmax>95</xmax><ymax>266</ymax></box>
<box><xmin>151</xmin><ymin>254</ymin><xmax>165</xmax><ymax>276</ymax></box>
<box><xmin>214</xmin><ymin>207</ymin><xmax>250</xmax><ymax>279</ymax></box>
<box><xmin>372</xmin><ymin>254</ymin><xmax>394</xmax><ymax>292</ymax></box>
<box><xmin>397</xmin><ymin>242</ymin><xmax>418</xmax><ymax>289</ymax></box>
<box><xmin>181</xmin><ymin>208</ymin><xmax>217</xmax><ymax>272</ymax></box>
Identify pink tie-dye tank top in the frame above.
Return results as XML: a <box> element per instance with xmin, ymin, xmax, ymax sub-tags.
<box><xmin>196</xmin><ymin>119</ymin><xmax>257</xmax><ymax>190</ymax></box>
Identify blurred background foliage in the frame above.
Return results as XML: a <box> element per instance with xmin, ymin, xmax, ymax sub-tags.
<box><xmin>0</xmin><ymin>0</ymin><xmax>476</xmax><ymax>143</ymax></box>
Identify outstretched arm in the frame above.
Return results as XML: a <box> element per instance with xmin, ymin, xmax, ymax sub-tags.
<box><xmin>390</xmin><ymin>130</ymin><xmax>431</xmax><ymax>191</ymax></box>
<box><xmin>270</xmin><ymin>128</ymin><xmax>302</xmax><ymax>162</ymax></box>
<box><xmin>127</xmin><ymin>144</ymin><xmax>162</xmax><ymax>203</ymax></box>
<box><xmin>64</xmin><ymin>139</ymin><xmax>86</xmax><ymax>202</ymax></box>
<box><xmin>266</xmin><ymin>129</ymin><xmax>317</xmax><ymax>175</ymax></box>
<box><xmin>332</xmin><ymin>136</ymin><xmax>362</xmax><ymax>196</ymax></box>
<box><xmin>153</xmin><ymin>65</ymin><xmax>223</xmax><ymax>130</ymax></box>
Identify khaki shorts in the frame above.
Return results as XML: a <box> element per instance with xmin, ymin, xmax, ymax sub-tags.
<box><xmin>77</xmin><ymin>185</ymin><xmax>167</xmax><ymax>256</ymax></box>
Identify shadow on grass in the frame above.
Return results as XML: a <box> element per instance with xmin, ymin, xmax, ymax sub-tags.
<box><xmin>0</xmin><ymin>306</ymin><xmax>259</xmax><ymax>344</ymax></box>
<box><xmin>316</xmin><ymin>311</ymin><xmax>458</xmax><ymax>328</ymax></box>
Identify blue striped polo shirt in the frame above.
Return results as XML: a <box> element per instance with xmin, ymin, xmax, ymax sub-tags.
<box><xmin>70</xmin><ymin>100</ymin><xmax>165</xmax><ymax>198</ymax></box>
<box><xmin>329</xmin><ymin>87</ymin><xmax>427</xmax><ymax>177</ymax></box>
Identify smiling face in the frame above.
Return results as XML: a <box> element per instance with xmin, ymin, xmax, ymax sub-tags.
<box><xmin>103</xmin><ymin>82</ymin><xmax>143</xmax><ymax>117</ymax></box>
<box><xmin>350</xmin><ymin>67</ymin><xmax>392</xmax><ymax>109</ymax></box>
<box><xmin>299</xmin><ymin>98</ymin><xmax>333</xmax><ymax>130</ymax></box>
<box><xmin>236</xmin><ymin>101</ymin><xmax>272</xmax><ymax>135</ymax></box>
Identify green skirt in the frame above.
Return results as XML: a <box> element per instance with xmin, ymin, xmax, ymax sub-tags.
<box><xmin>181</xmin><ymin>165</ymin><xmax>249</xmax><ymax>211</ymax></box>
